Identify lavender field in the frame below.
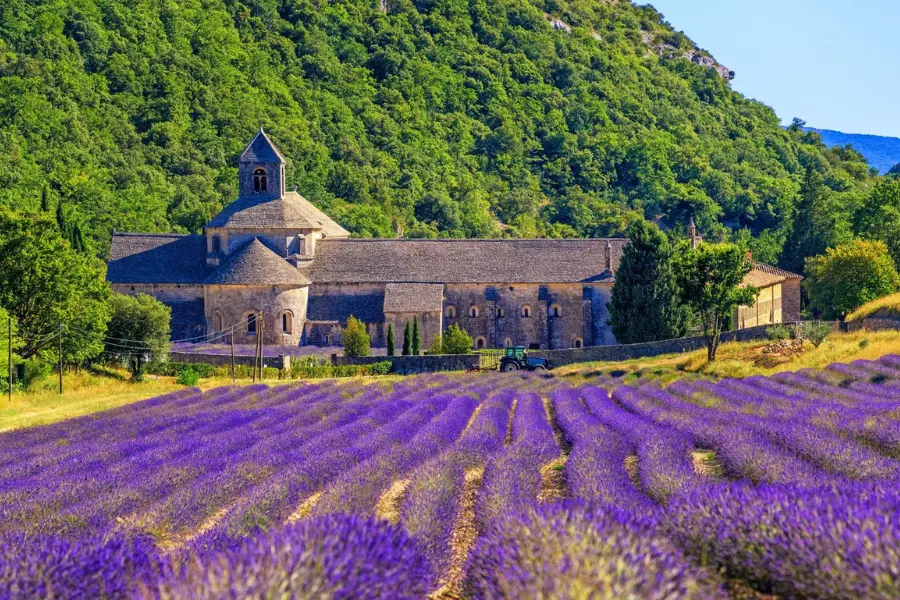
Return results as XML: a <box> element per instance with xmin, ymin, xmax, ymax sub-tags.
<box><xmin>5</xmin><ymin>357</ymin><xmax>900</xmax><ymax>598</ymax></box>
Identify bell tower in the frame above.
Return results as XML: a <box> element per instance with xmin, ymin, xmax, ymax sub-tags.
<box><xmin>238</xmin><ymin>128</ymin><xmax>286</xmax><ymax>200</ymax></box>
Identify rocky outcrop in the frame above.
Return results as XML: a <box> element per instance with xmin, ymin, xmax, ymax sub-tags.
<box><xmin>641</xmin><ymin>31</ymin><xmax>735</xmax><ymax>80</ymax></box>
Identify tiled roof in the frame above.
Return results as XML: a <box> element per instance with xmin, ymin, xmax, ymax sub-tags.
<box><xmin>383</xmin><ymin>283</ymin><xmax>444</xmax><ymax>313</ymax></box>
<box><xmin>307</xmin><ymin>294</ymin><xmax>385</xmax><ymax>324</ymax></box>
<box><xmin>240</xmin><ymin>128</ymin><xmax>286</xmax><ymax>164</ymax></box>
<box><xmin>205</xmin><ymin>239</ymin><xmax>310</xmax><ymax>286</ymax></box>
<box><xmin>207</xmin><ymin>192</ymin><xmax>350</xmax><ymax>236</ymax></box>
<box><xmin>743</xmin><ymin>270</ymin><xmax>786</xmax><ymax>288</ymax></box>
<box><xmin>107</xmin><ymin>233</ymin><xmax>209</xmax><ymax>284</ymax></box>
<box><xmin>752</xmin><ymin>261</ymin><xmax>803</xmax><ymax>280</ymax></box>
<box><xmin>309</xmin><ymin>239</ymin><xmax>627</xmax><ymax>284</ymax></box>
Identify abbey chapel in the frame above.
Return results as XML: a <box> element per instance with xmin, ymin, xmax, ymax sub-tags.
<box><xmin>107</xmin><ymin>130</ymin><xmax>802</xmax><ymax>351</ymax></box>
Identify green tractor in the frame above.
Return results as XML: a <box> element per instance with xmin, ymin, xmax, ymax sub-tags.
<box><xmin>499</xmin><ymin>346</ymin><xmax>551</xmax><ymax>372</ymax></box>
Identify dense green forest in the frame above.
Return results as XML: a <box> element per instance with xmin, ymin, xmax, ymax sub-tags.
<box><xmin>0</xmin><ymin>0</ymin><xmax>885</xmax><ymax>268</ymax></box>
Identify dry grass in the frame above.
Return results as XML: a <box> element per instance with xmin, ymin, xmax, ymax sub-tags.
<box><xmin>374</xmin><ymin>479</ymin><xmax>410</xmax><ymax>525</ymax></box>
<box><xmin>555</xmin><ymin>330</ymin><xmax>900</xmax><ymax>382</ymax></box>
<box><xmin>846</xmin><ymin>292</ymin><xmax>900</xmax><ymax>322</ymax></box>
<box><xmin>691</xmin><ymin>450</ymin><xmax>724</xmax><ymax>480</ymax></box>
<box><xmin>287</xmin><ymin>491</ymin><xmax>323</xmax><ymax>524</ymax></box>
<box><xmin>538</xmin><ymin>457</ymin><xmax>568</xmax><ymax>503</ymax></box>
<box><xmin>431</xmin><ymin>466</ymin><xmax>485</xmax><ymax>600</ymax></box>
<box><xmin>623</xmin><ymin>455</ymin><xmax>640</xmax><ymax>487</ymax></box>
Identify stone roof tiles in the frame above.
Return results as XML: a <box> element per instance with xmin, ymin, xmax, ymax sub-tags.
<box><xmin>204</xmin><ymin>239</ymin><xmax>310</xmax><ymax>286</ymax></box>
<box><xmin>309</xmin><ymin>238</ymin><xmax>628</xmax><ymax>284</ymax></box>
<box><xmin>752</xmin><ymin>261</ymin><xmax>803</xmax><ymax>280</ymax></box>
<box><xmin>107</xmin><ymin>233</ymin><xmax>209</xmax><ymax>284</ymax></box>
<box><xmin>206</xmin><ymin>192</ymin><xmax>350</xmax><ymax>236</ymax></box>
<box><xmin>240</xmin><ymin>128</ymin><xmax>285</xmax><ymax>164</ymax></box>
<box><xmin>383</xmin><ymin>283</ymin><xmax>445</xmax><ymax>313</ymax></box>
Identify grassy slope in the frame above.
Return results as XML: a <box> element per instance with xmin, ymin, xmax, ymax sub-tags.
<box><xmin>554</xmin><ymin>330</ymin><xmax>900</xmax><ymax>383</ymax></box>
<box><xmin>846</xmin><ymin>292</ymin><xmax>900</xmax><ymax>322</ymax></box>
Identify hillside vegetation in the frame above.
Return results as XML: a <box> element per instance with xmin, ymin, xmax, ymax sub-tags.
<box><xmin>807</xmin><ymin>128</ymin><xmax>900</xmax><ymax>174</ymax></box>
<box><xmin>0</xmin><ymin>0</ymin><xmax>876</xmax><ymax>258</ymax></box>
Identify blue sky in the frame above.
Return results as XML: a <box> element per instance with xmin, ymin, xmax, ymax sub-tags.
<box><xmin>648</xmin><ymin>0</ymin><xmax>900</xmax><ymax>137</ymax></box>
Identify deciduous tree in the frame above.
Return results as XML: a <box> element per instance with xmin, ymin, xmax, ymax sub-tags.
<box><xmin>442</xmin><ymin>325</ymin><xmax>473</xmax><ymax>355</ymax></box>
<box><xmin>804</xmin><ymin>240</ymin><xmax>900</xmax><ymax>319</ymax></box>
<box><xmin>675</xmin><ymin>243</ymin><xmax>757</xmax><ymax>361</ymax></box>
<box><xmin>105</xmin><ymin>293</ymin><xmax>171</xmax><ymax>380</ymax></box>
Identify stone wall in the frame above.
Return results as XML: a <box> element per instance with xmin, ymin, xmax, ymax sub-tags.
<box><xmin>332</xmin><ymin>353</ymin><xmax>480</xmax><ymax>374</ymax></box>
<box><xmin>385</xmin><ymin>311</ymin><xmax>442</xmax><ymax>352</ymax></box>
<box><xmin>782</xmin><ymin>279</ymin><xmax>802</xmax><ymax>322</ymax></box>
<box><xmin>845</xmin><ymin>318</ymin><xmax>900</xmax><ymax>332</ymax></box>
<box><xmin>529</xmin><ymin>322</ymin><xmax>831</xmax><ymax>367</ymax></box>
<box><xmin>442</xmin><ymin>283</ymin><xmax>610</xmax><ymax>350</ymax></box>
<box><xmin>169</xmin><ymin>351</ymin><xmax>289</xmax><ymax>370</ymax></box>
<box><xmin>204</xmin><ymin>284</ymin><xmax>308</xmax><ymax>346</ymax></box>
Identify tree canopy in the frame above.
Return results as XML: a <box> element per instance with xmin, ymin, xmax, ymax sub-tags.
<box><xmin>675</xmin><ymin>243</ymin><xmax>756</xmax><ymax>361</ymax></box>
<box><xmin>342</xmin><ymin>315</ymin><xmax>371</xmax><ymax>357</ymax></box>
<box><xmin>0</xmin><ymin>0</ymin><xmax>878</xmax><ymax>270</ymax></box>
<box><xmin>0</xmin><ymin>208</ymin><xmax>109</xmax><ymax>364</ymax></box>
<box><xmin>804</xmin><ymin>240</ymin><xmax>900</xmax><ymax>320</ymax></box>
<box><xmin>105</xmin><ymin>292</ymin><xmax>171</xmax><ymax>380</ymax></box>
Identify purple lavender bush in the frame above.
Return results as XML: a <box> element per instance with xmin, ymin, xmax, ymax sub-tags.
<box><xmin>159</xmin><ymin>514</ymin><xmax>433</xmax><ymax>599</ymax></box>
<box><xmin>465</xmin><ymin>501</ymin><xmax>724</xmax><ymax>599</ymax></box>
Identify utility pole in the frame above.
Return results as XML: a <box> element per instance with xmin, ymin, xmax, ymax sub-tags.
<box><xmin>7</xmin><ymin>316</ymin><xmax>11</xmax><ymax>403</ymax></box>
<box><xmin>58</xmin><ymin>322</ymin><xmax>63</xmax><ymax>395</ymax></box>
<box><xmin>230</xmin><ymin>330</ymin><xmax>236</xmax><ymax>384</ymax></box>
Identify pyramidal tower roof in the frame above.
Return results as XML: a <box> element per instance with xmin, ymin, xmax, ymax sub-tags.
<box><xmin>204</xmin><ymin>238</ymin><xmax>310</xmax><ymax>286</ymax></box>
<box><xmin>240</xmin><ymin>127</ymin><xmax>286</xmax><ymax>164</ymax></box>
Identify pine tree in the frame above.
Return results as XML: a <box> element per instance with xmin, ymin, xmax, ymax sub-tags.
<box><xmin>402</xmin><ymin>321</ymin><xmax>411</xmax><ymax>356</ymax></box>
<box><xmin>386</xmin><ymin>323</ymin><xmax>395</xmax><ymax>356</ymax></box>
<box><xmin>608</xmin><ymin>220</ymin><xmax>691</xmax><ymax>344</ymax></box>
<box><xmin>412</xmin><ymin>316</ymin><xmax>421</xmax><ymax>356</ymax></box>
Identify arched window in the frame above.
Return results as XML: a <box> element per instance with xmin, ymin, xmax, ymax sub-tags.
<box><xmin>496</xmin><ymin>307</ymin><xmax>505</xmax><ymax>318</ymax></box>
<box><xmin>573</xmin><ymin>338</ymin><xmax>583</xmax><ymax>349</ymax></box>
<box><xmin>282</xmin><ymin>311</ymin><xmax>293</xmax><ymax>334</ymax></box>
<box><xmin>253</xmin><ymin>168</ymin><xmax>268</xmax><ymax>193</ymax></box>
<box><xmin>469</xmin><ymin>305</ymin><xmax>479</xmax><ymax>318</ymax></box>
<box><xmin>475</xmin><ymin>337</ymin><xmax>487</xmax><ymax>350</ymax></box>
<box><xmin>503</xmin><ymin>337</ymin><xmax>513</xmax><ymax>348</ymax></box>
<box><xmin>211</xmin><ymin>236</ymin><xmax>222</xmax><ymax>254</ymax></box>
<box><xmin>324</xmin><ymin>334</ymin><xmax>331</xmax><ymax>345</ymax></box>
<box><xmin>520</xmin><ymin>305</ymin><xmax>532</xmax><ymax>318</ymax></box>
<box><xmin>246</xmin><ymin>313</ymin><xmax>257</xmax><ymax>334</ymax></box>
<box><xmin>446</xmin><ymin>305</ymin><xmax>456</xmax><ymax>319</ymax></box>
<box><xmin>550</xmin><ymin>304</ymin><xmax>563</xmax><ymax>317</ymax></box>
<box><xmin>214</xmin><ymin>311</ymin><xmax>223</xmax><ymax>332</ymax></box>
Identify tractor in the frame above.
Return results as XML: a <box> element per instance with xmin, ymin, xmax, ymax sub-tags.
<box><xmin>499</xmin><ymin>346</ymin><xmax>551</xmax><ymax>372</ymax></box>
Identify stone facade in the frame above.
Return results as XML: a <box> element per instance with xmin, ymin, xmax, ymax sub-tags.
<box><xmin>107</xmin><ymin>131</ymin><xmax>805</xmax><ymax>352</ymax></box>
<box><xmin>204</xmin><ymin>284</ymin><xmax>308</xmax><ymax>346</ymax></box>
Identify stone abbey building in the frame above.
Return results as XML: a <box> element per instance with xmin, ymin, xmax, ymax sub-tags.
<box><xmin>107</xmin><ymin>131</ymin><xmax>802</xmax><ymax>351</ymax></box>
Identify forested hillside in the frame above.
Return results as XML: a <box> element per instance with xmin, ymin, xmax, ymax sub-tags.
<box><xmin>0</xmin><ymin>0</ymin><xmax>878</xmax><ymax>262</ymax></box>
<box><xmin>805</xmin><ymin>128</ymin><xmax>900</xmax><ymax>174</ymax></box>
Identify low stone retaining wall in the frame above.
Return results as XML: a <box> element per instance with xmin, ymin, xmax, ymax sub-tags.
<box><xmin>845</xmin><ymin>318</ymin><xmax>900</xmax><ymax>332</ymax></box>
<box><xmin>169</xmin><ymin>352</ymin><xmax>290</xmax><ymax>370</ymax></box>
<box><xmin>332</xmin><ymin>354</ymin><xmax>480</xmax><ymax>375</ymax></box>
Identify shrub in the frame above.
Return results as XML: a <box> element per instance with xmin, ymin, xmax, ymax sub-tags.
<box><xmin>147</xmin><ymin>362</ymin><xmax>217</xmax><ymax>378</ymax></box>
<box><xmin>765</xmin><ymin>324</ymin><xmax>791</xmax><ymax>341</ymax></box>
<box><xmin>177</xmin><ymin>368</ymin><xmax>200</xmax><ymax>386</ymax></box>
<box><xmin>342</xmin><ymin>316</ymin><xmax>370</xmax><ymax>358</ymax></box>
<box><xmin>427</xmin><ymin>335</ymin><xmax>444</xmax><ymax>355</ymax></box>
<box><xmin>21</xmin><ymin>358</ymin><xmax>51</xmax><ymax>390</ymax></box>
<box><xmin>803</xmin><ymin>321</ymin><xmax>832</xmax><ymax>348</ymax></box>
<box><xmin>442</xmin><ymin>325</ymin><xmax>473</xmax><ymax>355</ymax></box>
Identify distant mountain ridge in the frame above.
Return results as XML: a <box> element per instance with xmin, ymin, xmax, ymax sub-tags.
<box><xmin>804</xmin><ymin>128</ymin><xmax>900</xmax><ymax>174</ymax></box>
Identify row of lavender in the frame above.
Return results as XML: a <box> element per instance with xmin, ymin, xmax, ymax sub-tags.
<box><xmin>3</xmin><ymin>356</ymin><xmax>900</xmax><ymax>598</ymax></box>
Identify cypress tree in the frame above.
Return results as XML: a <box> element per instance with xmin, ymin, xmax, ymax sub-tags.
<box><xmin>386</xmin><ymin>323</ymin><xmax>395</xmax><ymax>356</ymax></box>
<box><xmin>412</xmin><ymin>316</ymin><xmax>421</xmax><ymax>356</ymax></box>
<box><xmin>55</xmin><ymin>199</ymin><xmax>66</xmax><ymax>233</ymax></box>
<box><xmin>41</xmin><ymin>185</ymin><xmax>50</xmax><ymax>212</ymax></box>
<box><xmin>402</xmin><ymin>321</ymin><xmax>411</xmax><ymax>356</ymax></box>
<box><xmin>608</xmin><ymin>220</ymin><xmax>691</xmax><ymax>344</ymax></box>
